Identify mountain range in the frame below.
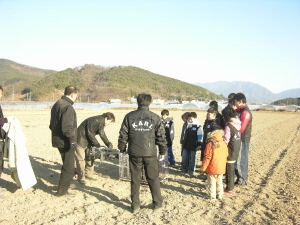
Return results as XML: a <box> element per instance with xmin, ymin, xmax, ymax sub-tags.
<box><xmin>0</xmin><ymin>59</ymin><xmax>223</xmax><ymax>102</ymax></box>
<box><xmin>1</xmin><ymin>58</ymin><xmax>298</xmax><ymax>104</ymax></box>
<box><xmin>195</xmin><ymin>81</ymin><xmax>300</xmax><ymax>104</ymax></box>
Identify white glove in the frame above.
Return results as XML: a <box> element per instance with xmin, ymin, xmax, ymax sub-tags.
<box><xmin>159</xmin><ymin>155</ymin><xmax>165</xmax><ymax>161</ymax></box>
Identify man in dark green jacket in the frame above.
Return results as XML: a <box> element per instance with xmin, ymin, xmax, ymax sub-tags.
<box><xmin>75</xmin><ymin>112</ymin><xmax>114</xmax><ymax>184</ymax></box>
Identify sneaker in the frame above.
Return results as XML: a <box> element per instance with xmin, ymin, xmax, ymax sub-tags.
<box><xmin>204</xmin><ymin>195</ymin><xmax>216</xmax><ymax>201</ymax></box>
<box><xmin>235</xmin><ymin>179</ymin><xmax>247</xmax><ymax>186</ymax></box>
<box><xmin>224</xmin><ymin>189</ymin><xmax>235</xmax><ymax>195</ymax></box>
<box><xmin>200</xmin><ymin>174</ymin><xmax>207</xmax><ymax>180</ymax></box>
<box><xmin>170</xmin><ymin>164</ymin><xmax>176</xmax><ymax>168</ymax></box>
<box><xmin>216</xmin><ymin>194</ymin><xmax>223</xmax><ymax>200</ymax></box>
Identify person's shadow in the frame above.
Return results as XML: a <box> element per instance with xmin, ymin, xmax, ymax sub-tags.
<box><xmin>1</xmin><ymin>159</ymin><xmax>20</xmax><ymax>193</ymax></box>
<box><xmin>2</xmin><ymin>156</ymin><xmax>131</xmax><ymax>212</ymax></box>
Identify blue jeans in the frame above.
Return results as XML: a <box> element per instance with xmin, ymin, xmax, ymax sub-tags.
<box><xmin>168</xmin><ymin>146</ymin><xmax>175</xmax><ymax>166</ymax></box>
<box><xmin>181</xmin><ymin>149</ymin><xmax>196</xmax><ymax>174</ymax></box>
<box><xmin>235</xmin><ymin>142</ymin><xmax>250</xmax><ymax>184</ymax></box>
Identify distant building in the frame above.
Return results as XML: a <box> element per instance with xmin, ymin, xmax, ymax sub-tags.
<box><xmin>152</xmin><ymin>99</ymin><xmax>164</xmax><ymax>105</ymax></box>
<box><xmin>108</xmin><ymin>99</ymin><xmax>121</xmax><ymax>104</ymax></box>
<box><xmin>165</xmin><ymin>100</ymin><xmax>180</xmax><ymax>105</ymax></box>
<box><xmin>130</xmin><ymin>97</ymin><xmax>137</xmax><ymax>103</ymax></box>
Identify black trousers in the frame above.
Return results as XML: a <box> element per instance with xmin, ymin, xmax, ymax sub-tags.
<box><xmin>226</xmin><ymin>162</ymin><xmax>235</xmax><ymax>191</ymax></box>
<box><xmin>129</xmin><ymin>156</ymin><xmax>163</xmax><ymax>207</ymax></box>
<box><xmin>57</xmin><ymin>147</ymin><xmax>75</xmax><ymax>195</ymax></box>
<box><xmin>0</xmin><ymin>141</ymin><xmax>4</xmax><ymax>178</ymax></box>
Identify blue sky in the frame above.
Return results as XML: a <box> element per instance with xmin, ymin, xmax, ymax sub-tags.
<box><xmin>0</xmin><ymin>0</ymin><xmax>299</xmax><ymax>93</ymax></box>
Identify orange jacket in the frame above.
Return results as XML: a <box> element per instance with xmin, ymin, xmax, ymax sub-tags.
<box><xmin>201</xmin><ymin>129</ymin><xmax>228</xmax><ymax>175</ymax></box>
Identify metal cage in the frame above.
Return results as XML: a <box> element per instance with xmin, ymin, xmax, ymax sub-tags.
<box><xmin>119</xmin><ymin>153</ymin><xmax>169</xmax><ymax>184</ymax></box>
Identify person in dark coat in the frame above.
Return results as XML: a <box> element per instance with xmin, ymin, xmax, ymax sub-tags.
<box><xmin>0</xmin><ymin>86</ymin><xmax>11</xmax><ymax>186</ymax></box>
<box><xmin>209</xmin><ymin>100</ymin><xmax>225</xmax><ymax>129</ymax></box>
<box><xmin>201</xmin><ymin>107</ymin><xmax>219</xmax><ymax>161</ymax></box>
<box><xmin>49</xmin><ymin>86</ymin><xmax>78</xmax><ymax>197</ymax></box>
<box><xmin>221</xmin><ymin>93</ymin><xmax>236</xmax><ymax>116</ymax></box>
<box><xmin>118</xmin><ymin>93</ymin><xmax>167</xmax><ymax>213</ymax></box>
<box><xmin>179</xmin><ymin>112</ymin><xmax>190</xmax><ymax>167</ymax></box>
<box><xmin>222</xmin><ymin>107</ymin><xmax>241</xmax><ymax>194</ymax></box>
<box><xmin>75</xmin><ymin>112</ymin><xmax>115</xmax><ymax>184</ymax></box>
<box><xmin>161</xmin><ymin>109</ymin><xmax>175</xmax><ymax>167</ymax></box>
<box><xmin>180</xmin><ymin>112</ymin><xmax>190</xmax><ymax>155</ymax></box>
<box><xmin>181</xmin><ymin>112</ymin><xmax>203</xmax><ymax>175</ymax></box>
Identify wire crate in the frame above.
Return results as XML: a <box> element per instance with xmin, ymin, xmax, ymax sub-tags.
<box><xmin>119</xmin><ymin>153</ymin><xmax>169</xmax><ymax>184</ymax></box>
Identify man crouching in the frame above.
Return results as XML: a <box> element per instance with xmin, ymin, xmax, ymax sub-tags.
<box><xmin>75</xmin><ymin>112</ymin><xmax>115</xmax><ymax>184</ymax></box>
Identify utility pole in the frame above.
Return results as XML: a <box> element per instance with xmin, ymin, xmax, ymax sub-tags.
<box><xmin>12</xmin><ymin>87</ymin><xmax>14</xmax><ymax>102</ymax></box>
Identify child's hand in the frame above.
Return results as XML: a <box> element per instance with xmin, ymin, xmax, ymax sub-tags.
<box><xmin>200</xmin><ymin>168</ymin><xmax>205</xmax><ymax>172</ymax></box>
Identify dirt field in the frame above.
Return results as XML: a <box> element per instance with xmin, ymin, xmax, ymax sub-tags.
<box><xmin>0</xmin><ymin>109</ymin><xmax>299</xmax><ymax>225</ymax></box>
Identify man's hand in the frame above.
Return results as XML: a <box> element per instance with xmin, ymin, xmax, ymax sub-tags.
<box><xmin>70</xmin><ymin>142</ymin><xmax>77</xmax><ymax>151</ymax></box>
<box><xmin>119</xmin><ymin>145</ymin><xmax>127</xmax><ymax>154</ymax></box>
<box><xmin>69</xmin><ymin>138</ymin><xmax>77</xmax><ymax>151</ymax></box>
<box><xmin>94</xmin><ymin>143</ymin><xmax>101</xmax><ymax>148</ymax></box>
<box><xmin>195</xmin><ymin>146</ymin><xmax>201</xmax><ymax>151</ymax></box>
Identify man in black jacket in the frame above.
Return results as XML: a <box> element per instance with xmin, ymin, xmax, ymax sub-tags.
<box><xmin>221</xmin><ymin>93</ymin><xmax>236</xmax><ymax>116</ymax></box>
<box><xmin>49</xmin><ymin>86</ymin><xmax>78</xmax><ymax>197</ymax></box>
<box><xmin>75</xmin><ymin>112</ymin><xmax>115</xmax><ymax>184</ymax></box>
<box><xmin>118</xmin><ymin>93</ymin><xmax>167</xmax><ymax>213</ymax></box>
<box><xmin>161</xmin><ymin>109</ymin><xmax>175</xmax><ymax>167</ymax></box>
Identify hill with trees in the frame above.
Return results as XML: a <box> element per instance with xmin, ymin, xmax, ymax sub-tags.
<box><xmin>271</xmin><ymin>98</ymin><xmax>299</xmax><ymax>106</ymax></box>
<box><xmin>0</xmin><ymin>59</ymin><xmax>224</xmax><ymax>102</ymax></box>
<box><xmin>0</xmin><ymin>59</ymin><xmax>56</xmax><ymax>86</ymax></box>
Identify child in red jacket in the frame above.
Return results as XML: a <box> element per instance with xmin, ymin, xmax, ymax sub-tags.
<box><xmin>201</xmin><ymin>126</ymin><xmax>228</xmax><ymax>200</ymax></box>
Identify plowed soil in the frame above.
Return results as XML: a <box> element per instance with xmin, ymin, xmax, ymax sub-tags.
<box><xmin>0</xmin><ymin>109</ymin><xmax>299</xmax><ymax>225</ymax></box>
